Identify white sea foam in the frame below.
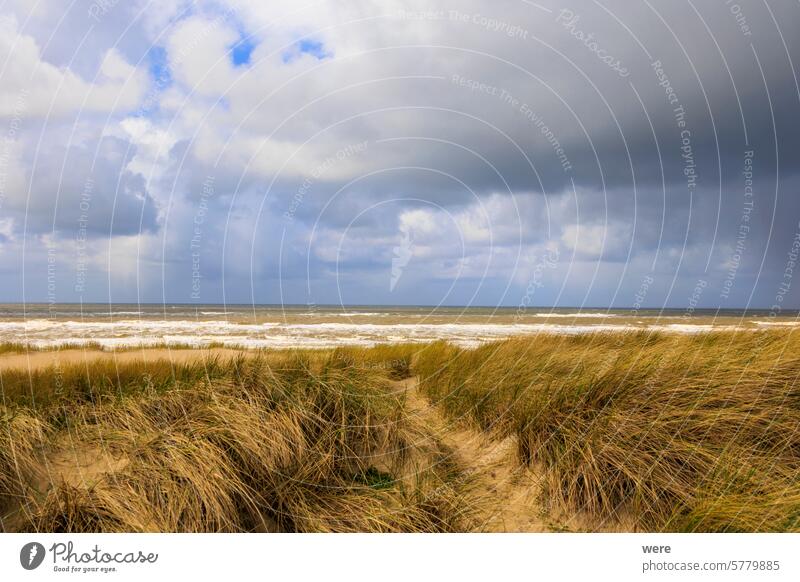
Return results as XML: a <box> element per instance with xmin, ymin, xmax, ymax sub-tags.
<box><xmin>294</xmin><ymin>312</ymin><xmax>389</xmax><ymax>317</ymax></box>
<box><xmin>0</xmin><ymin>318</ymin><xmax>746</xmax><ymax>349</ymax></box>
<box><xmin>532</xmin><ymin>312</ymin><xmax>616</xmax><ymax>318</ymax></box>
<box><xmin>658</xmin><ymin>324</ymin><xmax>715</xmax><ymax>333</ymax></box>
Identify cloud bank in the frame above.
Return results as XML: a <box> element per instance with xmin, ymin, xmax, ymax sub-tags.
<box><xmin>1</xmin><ymin>0</ymin><xmax>799</xmax><ymax>310</ymax></box>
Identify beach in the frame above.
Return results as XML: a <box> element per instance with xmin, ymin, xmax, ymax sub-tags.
<box><xmin>1</xmin><ymin>304</ymin><xmax>798</xmax><ymax>352</ymax></box>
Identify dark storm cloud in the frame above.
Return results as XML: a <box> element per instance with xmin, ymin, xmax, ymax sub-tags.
<box><xmin>238</xmin><ymin>0</ymin><xmax>798</xmax><ymax>212</ymax></box>
<box><xmin>227</xmin><ymin>0</ymin><xmax>799</xmax><ymax>307</ymax></box>
<box><xmin>5</xmin><ymin>136</ymin><xmax>158</xmax><ymax>237</ymax></box>
<box><xmin>2</xmin><ymin>0</ymin><xmax>799</xmax><ymax>307</ymax></box>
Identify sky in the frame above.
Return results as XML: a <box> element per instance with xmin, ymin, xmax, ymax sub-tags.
<box><xmin>0</xmin><ymin>0</ymin><xmax>799</xmax><ymax>310</ymax></box>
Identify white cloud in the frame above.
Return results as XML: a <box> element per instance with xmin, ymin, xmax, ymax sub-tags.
<box><xmin>118</xmin><ymin>117</ymin><xmax>179</xmax><ymax>187</ymax></box>
<box><xmin>0</xmin><ymin>16</ymin><xmax>147</xmax><ymax>118</ymax></box>
<box><xmin>166</xmin><ymin>16</ymin><xmax>240</xmax><ymax>96</ymax></box>
<box><xmin>0</xmin><ymin>217</ymin><xmax>14</xmax><ymax>243</ymax></box>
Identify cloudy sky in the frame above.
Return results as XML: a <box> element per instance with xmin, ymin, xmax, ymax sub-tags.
<box><xmin>1</xmin><ymin>0</ymin><xmax>799</xmax><ymax>309</ymax></box>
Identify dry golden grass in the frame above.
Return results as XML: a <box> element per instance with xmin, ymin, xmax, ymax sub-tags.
<box><xmin>0</xmin><ymin>341</ymin><xmax>236</xmax><ymax>355</ymax></box>
<box><xmin>329</xmin><ymin>344</ymin><xmax>419</xmax><ymax>379</ymax></box>
<box><xmin>4</xmin><ymin>331</ymin><xmax>800</xmax><ymax>532</ymax></box>
<box><xmin>1</xmin><ymin>352</ymin><xmax>474</xmax><ymax>533</ymax></box>
<box><xmin>0</xmin><ymin>410</ymin><xmax>48</xmax><ymax>519</ymax></box>
<box><xmin>415</xmin><ymin>331</ymin><xmax>800</xmax><ymax>532</ymax></box>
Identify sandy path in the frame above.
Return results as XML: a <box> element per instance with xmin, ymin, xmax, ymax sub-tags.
<box><xmin>0</xmin><ymin>348</ymin><xmax>251</xmax><ymax>372</ymax></box>
<box><xmin>398</xmin><ymin>377</ymin><xmax>551</xmax><ymax>532</ymax></box>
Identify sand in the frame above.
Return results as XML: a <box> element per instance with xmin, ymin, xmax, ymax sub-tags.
<box><xmin>0</xmin><ymin>348</ymin><xmax>250</xmax><ymax>372</ymax></box>
<box><xmin>398</xmin><ymin>377</ymin><xmax>548</xmax><ymax>532</ymax></box>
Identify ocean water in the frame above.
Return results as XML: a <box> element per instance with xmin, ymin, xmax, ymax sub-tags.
<box><xmin>0</xmin><ymin>304</ymin><xmax>797</xmax><ymax>349</ymax></box>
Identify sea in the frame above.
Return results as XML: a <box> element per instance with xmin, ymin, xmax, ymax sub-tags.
<box><xmin>0</xmin><ymin>304</ymin><xmax>798</xmax><ymax>350</ymax></box>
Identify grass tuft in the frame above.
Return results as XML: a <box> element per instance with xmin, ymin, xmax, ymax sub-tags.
<box><xmin>415</xmin><ymin>331</ymin><xmax>800</xmax><ymax>531</ymax></box>
<box><xmin>3</xmin><ymin>351</ymin><xmax>474</xmax><ymax>532</ymax></box>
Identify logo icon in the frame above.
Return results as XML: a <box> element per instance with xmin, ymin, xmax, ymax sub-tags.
<box><xmin>20</xmin><ymin>542</ymin><xmax>46</xmax><ymax>570</ymax></box>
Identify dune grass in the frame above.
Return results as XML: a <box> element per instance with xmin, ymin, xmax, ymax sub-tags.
<box><xmin>1</xmin><ymin>350</ymin><xmax>473</xmax><ymax>533</ymax></box>
<box><xmin>0</xmin><ymin>341</ymin><xmax>256</xmax><ymax>354</ymax></box>
<box><xmin>329</xmin><ymin>344</ymin><xmax>419</xmax><ymax>379</ymax></box>
<box><xmin>414</xmin><ymin>330</ymin><xmax>800</xmax><ymax>532</ymax></box>
<box><xmin>0</xmin><ymin>410</ymin><xmax>48</xmax><ymax>519</ymax></box>
<box><xmin>3</xmin><ymin>331</ymin><xmax>800</xmax><ymax>532</ymax></box>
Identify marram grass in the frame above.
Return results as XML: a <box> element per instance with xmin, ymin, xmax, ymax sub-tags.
<box><xmin>1</xmin><ymin>351</ymin><xmax>471</xmax><ymax>532</ymax></box>
<box><xmin>414</xmin><ymin>330</ymin><xmax>800</xmax><ymax>532</ymax></box>
<box><xmin>2</xmin><ymin>332</ymin><xmax>800</xmax><ymax>532</ymax></box>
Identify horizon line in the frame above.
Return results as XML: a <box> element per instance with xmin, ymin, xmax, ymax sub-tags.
<box><xmin>1</xmin><ymin>302</ymin><xmax>798</xmax><ymax>312</ymax></box>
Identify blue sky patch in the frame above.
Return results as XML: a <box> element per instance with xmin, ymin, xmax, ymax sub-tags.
<box><xmin>148</xmin><ymin>46</ymin><xmax>171</xmax><ymax>87</ymax></box>
<box><xmin>282</xmin><ymin>39</ymin><xmax>331</xmax><ymax>63</ymax></box>
<box><xmin>230</xmin><ymin>35</ymin><xmax>256</xmax><ymax>67</ymax></box>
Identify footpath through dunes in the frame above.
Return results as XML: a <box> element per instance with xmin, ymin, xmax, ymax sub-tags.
<box><xmin>396</xmin><ymin>377</ymin><xmax>549</xmax><ymax>532</ymax></box>
<box><xmin>397</xmin><ymin>376</ymin><xmax>636</xmax><ymax>533</ymax></box>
